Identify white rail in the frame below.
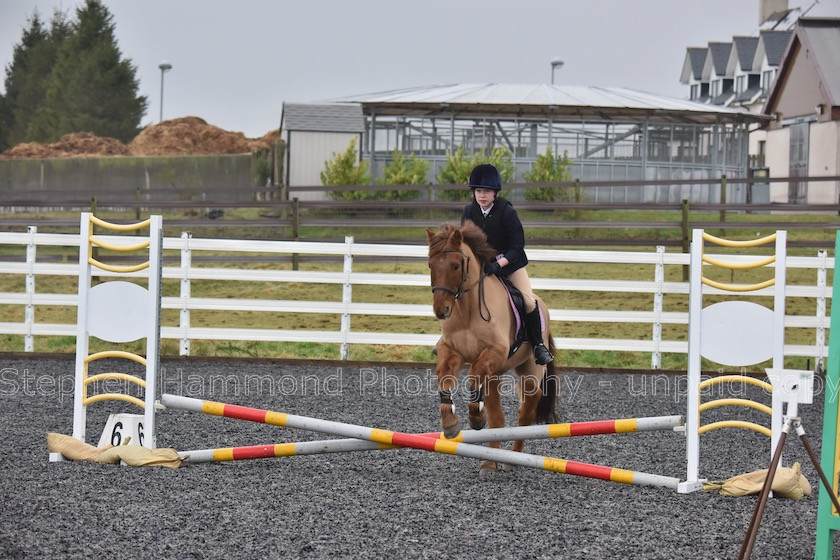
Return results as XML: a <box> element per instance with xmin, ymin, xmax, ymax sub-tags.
<box><xmin>0</xmin><ymin>230</ymin><xmax>832</xmax><ymax>366</ymax></box>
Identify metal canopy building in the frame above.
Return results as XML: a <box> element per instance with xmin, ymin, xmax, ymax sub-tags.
<box><xmin>334</xmin><ymin>83</ymin><xmax>769</xmax><ymax>202</ymax></box>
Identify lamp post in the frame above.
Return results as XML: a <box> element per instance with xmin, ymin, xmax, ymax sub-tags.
<box><xmin>550</xmin><ymin>57</ymin><xmax>564</xmax><ymax>85</ymax></box>
<box><xmin>158</xmin><ymin>61</ymin><xmax>172</xmax><ymax>122</ymax></box>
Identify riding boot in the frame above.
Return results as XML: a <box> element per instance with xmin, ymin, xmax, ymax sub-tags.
<box><xmin>525</xmin><ymin>307</ymin><xmax>553</xmax><ymax>365</ymax></box>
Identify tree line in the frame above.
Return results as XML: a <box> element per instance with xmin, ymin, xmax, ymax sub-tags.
<box><xmin>0</xmin><ymin>0</ymin><xmax>146</xmax><ymax>152</ymax></box>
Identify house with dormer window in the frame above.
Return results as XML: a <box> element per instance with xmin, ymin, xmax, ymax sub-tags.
<box><xmin>729</xmin><ymin>36</ymin><xmax>762</xmax><ymax>109</ymax></box>
<box><xmin>679</xmin><ymin>0</ymin><xmax>840</xmax><ymax>204</ymax></box>
<box><xmin>748</xmin><ymin>29</ymin><xmax>793</xmax><ymax>167</ymax></box>
<box><xmin>680</xmin><ymin>48</ymin><xmax>710</xmax><ymax>102</ymax></box>
<box><xmin>681</xmin><ymin>30</ymin><xmax>793</xmax><ymax>113</ymax></box>
<box><xmin>754</xmin><ymin>30</ymin><xmax>794</xmax><ymax>98</ymax></box>
<box><xmin>704</xmin><ymin>42</ymin><xmax>735</xmax><ymax>105</ymax></box>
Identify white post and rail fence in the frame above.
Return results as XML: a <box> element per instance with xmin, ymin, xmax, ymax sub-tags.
<box><xmin>0</xmin><ymin>229</ymin><xmax>832</xmax><ymax>367</ymax></box>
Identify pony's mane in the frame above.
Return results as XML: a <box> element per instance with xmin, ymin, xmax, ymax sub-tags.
<box><xmin>429</xmin><ymin>221</ymin><xmax>497</xmax><ymax>264</ymax></box>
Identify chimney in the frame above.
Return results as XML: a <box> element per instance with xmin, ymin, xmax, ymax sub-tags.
<box><xmin>760</xmin><ymin>0</ymin><xmax>788</xmax><ymax>24</ymax></box>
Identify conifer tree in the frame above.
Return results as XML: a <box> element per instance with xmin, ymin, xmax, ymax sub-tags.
<box><xmin>29</xmin><ymin>0</ymin><xmax>147</xmax><ymax>143</ymax></box>
<box><xmin>0</xmin><ymin>10</ymin><xmax>70</xmax><ymax>150</ymax></box>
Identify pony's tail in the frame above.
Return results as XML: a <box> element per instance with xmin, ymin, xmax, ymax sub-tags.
<box><xmin>535</xmin><ymin>334</ymin><xmax>559</xmax><ymax>424</ymax></box>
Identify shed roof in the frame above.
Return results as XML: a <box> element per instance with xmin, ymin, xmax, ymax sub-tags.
<box><xmin>331</xmin><ymin>83</ymin><xmax>762</xmax><ymax>125</ymax></box>
<box><xmin>800</xmin><ymin>0</ymin><xmax>840</xmax><ymax>20</ymax></box>
<box><xmin>735</xmin><ymin>85</ymin><xmax>763</xmax><ymax>104</ymax></box>
<box><xmin>280</xmin><ymin>102</ymin><xmax>365</xmax><ymax>133</ymax></box>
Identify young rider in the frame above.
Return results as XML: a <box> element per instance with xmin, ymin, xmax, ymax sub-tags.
<box><xmin>461</xmin><ymin>163</ymin><xmax>553</xmax><ymax>365</ymax></box>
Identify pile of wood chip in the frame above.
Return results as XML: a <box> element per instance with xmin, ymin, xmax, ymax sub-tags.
<box><xmin>0</xmin><ymin>117</ymin><xmax>279</xmax><ymax>159</ymax></box>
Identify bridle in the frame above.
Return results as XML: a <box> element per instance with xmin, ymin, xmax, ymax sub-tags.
<box><xmin>430</xmin><ymin>247</ymin><xmax>492</xmax><ymax>321</ymax></box>
<box><xmin>431</xmin><ymin>248</ymin><xmax>470</xmax><ymax>300</ymax></box>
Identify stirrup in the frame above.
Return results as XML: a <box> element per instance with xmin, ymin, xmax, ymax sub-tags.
<box><xmin>533</xmin><ymin>343</ymin><xmax>553</xmax><ymax>365</ymax></box>
<box><xmin>524</xmin><ymin>308</ymin><xmax>552</xmax><ymax>365</ymax></box>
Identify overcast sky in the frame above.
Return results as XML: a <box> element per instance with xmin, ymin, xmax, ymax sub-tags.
<box><xmin>0</xmin><ymin>0</ymin><xmax>805</xmax><ymax>138</ymax></box>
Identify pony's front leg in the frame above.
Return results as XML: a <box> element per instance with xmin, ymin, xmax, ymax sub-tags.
<box><xmin>435</xmin><ymin>345</ymin><xmax>464</xmax><ymax>439</ymax></box>
<box><xmin>468</xmin><ymin>345</ymin><xmax>507</xmax><ymax>473</ymax></box>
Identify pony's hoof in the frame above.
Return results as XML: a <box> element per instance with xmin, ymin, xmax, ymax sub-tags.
<box><xmin>501</xmin><ymin>463</ymin><xmax>517</xmax><ymax>472</ymax></box>
<box><xmin>442</xmin><ymin>422</ymin><xmax>461</xmax><ymax>439</ymax></box>
<box><xmin>468</xmin><ymin>415</ymin><xmax>486</xmax><ymax>431</ymax></box>
<box><xmin>479</xmin><ymin>460</ymin><xmax>498</xmax><ymax>474</ymax></box>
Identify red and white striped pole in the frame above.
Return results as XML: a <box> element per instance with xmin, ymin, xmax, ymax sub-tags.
<box><xmin>161</xmin><ymin>394</ymin><xmax>680</xmax><ymax>490</ymax></box>
<box><xmin>177</xmin><ymin>414</ymin><xmax>682</xmax><ymax>463</ymax></box>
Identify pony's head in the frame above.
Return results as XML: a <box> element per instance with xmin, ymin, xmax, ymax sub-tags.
<box><xmin>426</xmin><ymin>222</ymin><xmax>496</xmax><ymax>319</ymax></box>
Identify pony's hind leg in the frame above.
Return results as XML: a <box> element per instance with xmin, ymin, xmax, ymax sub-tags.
<box><xmin>465</xmin><ymin>345</ymin><xmax>507</xmax><ymax>473</ymax></box>
<box><xmin>467</xmin><ymin>376</ymin><xmax>486</xmax><ymax>431</ymax></box>
<box><xmin>510</xmin><ymin>366</ymin><xmax>545</xmax><ymax>456</ymax></box>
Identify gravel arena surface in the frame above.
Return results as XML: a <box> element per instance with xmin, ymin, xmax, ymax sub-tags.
<box><xmin>1</xmin><ymin>356</ymin><xmax>838</xmax><ymax>559</ymax></box>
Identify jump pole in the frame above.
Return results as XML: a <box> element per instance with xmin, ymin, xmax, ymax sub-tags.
<box><xmin>161</xmin><ymin>394</ymin><xmax>681</xmax><ymax>490</ymax></box>
<box><xmin>179</xmin><ymin>415</ymin><xmax>684</xmax><ymax>463</ymax></box>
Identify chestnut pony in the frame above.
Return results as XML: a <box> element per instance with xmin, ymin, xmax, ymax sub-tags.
<box><xmin>426</xmin><ymin>221</ymin><xmax>558</xmax><ymax>472</ymax></box>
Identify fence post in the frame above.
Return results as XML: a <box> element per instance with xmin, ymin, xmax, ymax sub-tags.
<box><xmin>292</xmin><ymin>197</ymin><xmax>300</xmax><ymax>271</ymax></box>
<box><xmin>719</xmin><ymin>174</ymin><xmax>727</xmax><ymax>225</ymax></box>
<box><xmin>651</xmin><ymin>245</ymin><xmax>665</xmax><ymax>369</ymax></box>
<box><xmin>180</xmin><ymin>232</ymin><xmax>192</xmax><ymax>356</ymax></box>
<box><xmin>25</xmin><ymin>226</ymin><xmax>37</xmax><ymax>352</ymax></box>
<box><xmin>681</xmin><ymin>199</ymin><xmax>690</xmax><ymax>281</ymax></box>
<box><xmin>340</xmin><ymin>236</ymin><xmax>354</xmax><ymax>360</ymax></box>
<box><xmin>817</xmin><ymin>250</ymin><xmax>828</xmax><ymax>373</ymax></box>
<box><xmin>89</xmin><ymin>197</ymin><xmax>100</xmax><ymax>283</ymax></box>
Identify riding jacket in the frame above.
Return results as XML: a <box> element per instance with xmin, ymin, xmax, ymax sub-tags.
<box><xmin>461</xmin><ymin>196</ymin><xmax>528</xmax><ymax>276</ymax></box>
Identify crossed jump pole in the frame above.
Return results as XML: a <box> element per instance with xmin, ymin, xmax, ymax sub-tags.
<box><xmin>178</xmin><ymin>414</ymin><xmax>683</xmax><ymax>462</ymax></box>
<box><xmin>161</xmin><ymin>394</ymin><xmax>682</xmax><ymax>490</ymax></box>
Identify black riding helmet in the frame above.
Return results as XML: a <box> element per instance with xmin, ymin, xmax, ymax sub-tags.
<box><xmin>468</xmin><ymin>163</ymin><xmax>502</xmax><ymax>192</ymax></box>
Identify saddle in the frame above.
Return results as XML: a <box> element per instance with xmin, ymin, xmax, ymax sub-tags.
<box><xmin>495</xmin><ymin>275</ymin><xmax>529</xmax><ymax>358</ymax></box>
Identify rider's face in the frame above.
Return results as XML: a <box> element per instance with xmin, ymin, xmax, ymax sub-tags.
<box><xmin>473</xmin><ymin>188</ymin><xmax>496</xmax><ymax>208</ymax></box>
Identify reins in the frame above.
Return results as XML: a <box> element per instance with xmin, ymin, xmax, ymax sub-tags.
<box><xmin>477</xmin><ymin>270</ymin><xmax>491</xmax><ymax>322</ymax></box>
<box><xmin>430</xmin><ymin>247</ymin><xmax>492</xmax><ymax>322</ymax></box>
